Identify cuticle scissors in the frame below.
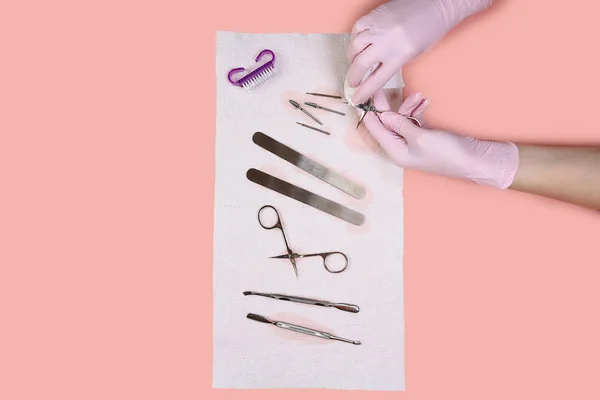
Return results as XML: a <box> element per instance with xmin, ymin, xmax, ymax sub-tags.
<box><xmin>354</xmin><ymin>97</ymin><xmax>422</xmax><ymax>129</ymax></box>
<box><xmin>257</xmin><ymin>205</ymin><xmax>349</xmax><ymax>277</ymax></box>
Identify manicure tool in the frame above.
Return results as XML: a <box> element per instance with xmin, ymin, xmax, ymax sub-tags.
<box><xmin>227</xmin><ymin>49</ymin><xmax>276</xmax><ymax>91</ymax></box>
<box><xmin>355</xmin><ymin>97</ymin><xmax>374</xmax><ymax>129</ymax></box>
<box><xmin>354</xmin><ymin>97</ymin><xmax>422</xmax><ymax>129</ymax></box>
<box><xmin>289</xmin><ymin>100</ymin><xmax>323</xmax><ymax>125</ymax></box>
<box><xmin>306</xmin><ymin>92</ymin><xmax>342</xmax><ymax>99</ymax></box>
<box><xmin>304</xmin><ymin>102</ymin><xmax>345</xmax><ymax>116</ymax></box>
<box><xmin>296</xmin><ymin>122</ymin><xmax>331</xmax><ymax>136</ymax></box>
<box><xmin>257</xmin><ymin>205</ymin><xmax>349</xmax><ymax>276</ymax></box>
<box><xmin>247</xmin><ymin>313</ymin><xmax>361</xmax><ymax>345</ymax></box>
<box><xmin>243</xmin><ymin>291</ymin><xmax>360</xmax><ymax>313</ymax></box>
<box><xmin>246</xmin><ymin>169</ymin><xmax>365</xmax><ymax>226</ymax></box>
<box><xmin>252</xmin><ymin>132</ymin><xmax>366</xmax><ymax>199</ymax></box>
<box><xmin>256</xmin><ymin>204</ymin><xmax>298</xmax><ymax>278</ymax></box>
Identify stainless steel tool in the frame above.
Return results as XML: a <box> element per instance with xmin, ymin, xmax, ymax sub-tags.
<box><xmin>244</xmin><ymin>291</ymin><xmax>359</xmax><ymax>313</ymax></box>
<box><xmin>256</xmin><ymin>205</ymin><xmax>299</xmax><ymax>278</ymax></box>
<box><xmin>246</xmin><ymin>168</ymin><xmax>365</xmax><ymax>226</ymax></box>
<box><xmin>304</xmin><ymin>102</ymin><xmax>345</xmax><ymax>116</ymax></box>
<box><xmin>247</xmin><ymin>313</ymin><xmax>361</xmax><ymax>345</ymax></box>
<box><xmin>296</xmin><ymin>122</ymin><xmax>331</xmax><ymax>136</ymax></box>
<box><xmin>289</xmin><ymin>99</ymin><xmax>323</xmax><ymax>125</ymax></box>
<box><xmin>257</xmin><ymin>205</ymin><xmax>349</xmax><ymax>277</ymax></box>
<box><xmin>252</xmin><ymin>132</ymin><xmax>366</xmax><ymax>199</ymax></box>
<box><xmin>353</xmin><ymin>98</ymin><xmax>422</xmax><ymax>128</ymax></box>
<box><xmin>306</xmin><ymin>92</ymin><xmax>342</xmax><ymax>99</ymax></box>
<box><xmin>356</xmin><ymin>97</ymin><xmax>373</xmax><ymax>129</ymax></box>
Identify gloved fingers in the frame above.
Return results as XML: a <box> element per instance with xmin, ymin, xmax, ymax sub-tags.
<box><xmin>347</xmin><ymin>30</ymin><xmax>374</xmax><ymax>63</ymax></box>
<box><xmin>408</xmin><ymin>98</ymin><xmax>429</xmax><ymax>127</ymax></box>
<box><xmin>372</xmin><ymin>89</ymin><xmax>391</xmax><ymax>112</ymax></box>
<box><xmin>398</xmin><ymin>93</ymin><xmax>425</xmax><ymax>115</ymax></box>
<box><xmin>351</xmin><ymin>62</ymin><xmax>398</xmax><ymax>105</ymax></box>
<box><xmin>350</xmin><ymin>11</ymin><xmax>376</xmax><ymax>38</ymax></box>
<box><xmin>411</xmin><ymin>98</ymin><xmax>430</xmax><ymax>117</ymax></box>
<box><xmin>363</xmin><ymin>109</ymin><xmax>409</xmax><ymax>154</ymax></box>
<box><xmin>379</xmin><ymin>112</ymin><xmax>424</xmax><ymax>142</ymax></box>
<box><xmin>398</xmin><ymin>93</ymin><xmax>430</xmax><ymax>127</ymax></box>
<box><xmin>346</xmin><ymin>45</ymin><xmax>379</xmax><ymax>88</ymax></box>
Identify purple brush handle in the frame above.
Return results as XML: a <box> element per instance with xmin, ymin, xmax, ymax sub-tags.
<box><xmin>227</xmin><ymin>49</ymin><xmax>275</xmax><ymax>86</ymax></box>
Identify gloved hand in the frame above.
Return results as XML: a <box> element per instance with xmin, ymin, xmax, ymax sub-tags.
<box><xmin>364</xmin><ymin>91</ymin><xmax>519</xmax><ymax>190</ymax></box>
<box><xmin>347</xmin><ymin>0</ymin><xmax>492</xmax><ymax>105</ymax></box>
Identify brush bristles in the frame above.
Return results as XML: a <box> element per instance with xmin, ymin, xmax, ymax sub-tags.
<box><xmin>242</xmin><ymin>66</ymin><xmax>275</xmax><ymax>91</ymax></box>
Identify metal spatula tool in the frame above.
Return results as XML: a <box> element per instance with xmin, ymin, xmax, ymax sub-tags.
<box><xmin>246</xmin><ymin>168</ymin><xmax>365</xmax><ymax>226</ymax></box>
<box><xmin>252</xmin><ymin>132</ymin><xmax>366</xmax><ymax>199</ymax></box>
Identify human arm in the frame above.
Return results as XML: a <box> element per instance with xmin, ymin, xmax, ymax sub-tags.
<box><xmin>346</xmin><ymin>0</ymin><xmax>493</xmax><ymax>105</ymax></box>
<box><xmin>510</xmin><ymin>145</ymin><xmax>600</xmax><ymax>210</ymax></box>
<box><xmin>364</xmin><ymin>91</ymin><xmax>600</xmax><ymax>210</ymax></box>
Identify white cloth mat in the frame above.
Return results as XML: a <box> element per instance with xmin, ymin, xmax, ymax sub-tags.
<box><xmin>214</xmin><ymin>31</ymin><xmax>406</xmax><ymax>391</ymax></box>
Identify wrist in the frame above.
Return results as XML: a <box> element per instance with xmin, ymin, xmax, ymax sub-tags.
<box><xmin>468</xmin><ymin>140</ymin><xmax>520</xmax><ymax>190</ymax></box>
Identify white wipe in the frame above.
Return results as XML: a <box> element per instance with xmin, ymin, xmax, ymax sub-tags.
<box><xmin>344</xmin><ymin>64</ymin><xmax>378</xmax><ymax>106</ymax></box>
<box><xmin>214</xmin><ymin>31</ymin><xmax>406</xmax><ymax>391</ymax></box>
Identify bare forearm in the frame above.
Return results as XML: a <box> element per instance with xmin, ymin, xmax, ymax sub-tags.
<box><xmin>510</xmin><ymin>145</ymin><xmax>600</xmax><ymax>210</ymax></box>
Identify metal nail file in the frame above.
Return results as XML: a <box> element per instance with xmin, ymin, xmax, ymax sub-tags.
<box><xmin>246</xmin><ymin>168</ymin><xmax>365</xmax><ymax>226</ymax></box>
<box><xmin>252</xmin><ymin>132</ymin><xmax>366</xmax><ymax>199</ymax></box>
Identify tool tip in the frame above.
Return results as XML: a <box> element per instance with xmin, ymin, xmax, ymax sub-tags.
<box><xmin>289</xmin><ymin>99</ymin><xmax>299</xmax><ymax>107</ymax></box>
<box><xmin>243</xmin><ymin>291</ymin><xmax>252</xmax><ymax>296</ymax></box>
<box><xmin>246</xmin><ymin>313</ymin><xmax>273</xmax><ymax>324</ymax></box>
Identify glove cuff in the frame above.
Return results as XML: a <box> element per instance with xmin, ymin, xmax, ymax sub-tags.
<box><xmin>469</xmin><ymin>141</ymin><xmax>520</xmax><ymax>190</ymax></box>
<box><xmin>436</xmin><ymin>0</ymin><xmax>493</xmax><ymax>28</ymax></box>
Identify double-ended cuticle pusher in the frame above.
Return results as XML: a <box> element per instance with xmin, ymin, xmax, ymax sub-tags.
<box><xmin>244</xmin><ymin>291</ymin><xmax>360</xmax><ymax>313</ymax></box>
<box><xmin>246</xmin><ymin>313</ymin><xmax>361</xmax><ymax>345</ymax></box>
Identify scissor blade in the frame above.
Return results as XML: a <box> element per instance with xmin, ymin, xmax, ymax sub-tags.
<box><xmin>269</xmin><ymin>254</ymin><xmax>294</xmax><ymax>259</ymax></box>
<box><xmin>356</xmin><ymin>98</ymin><xmax>371</xmax><ymax>129</ymax></box>
<box><xmin>288</xmin><ymin>252</ymin><xmax>299</xmax><ymax>278</ymax></box>
<box><xmin>270</xmin><ymin>253</ymin><xmax>299</xmax><ymax>277</ymax></box>
<box><xmin>356</xmin><ymin>111</ymin><xmax>366</xmax><ymax>129</ymax></box>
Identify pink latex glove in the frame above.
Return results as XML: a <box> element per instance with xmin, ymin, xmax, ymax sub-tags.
<box><xmin>364</xmin><ymin>91</ymin><xmax>519</xmax><ymax>190</ymax></box>
<box><xmin>347</xmin><ymin>0</ymin><xmax>492</xmax><ymax>105</ymax></box>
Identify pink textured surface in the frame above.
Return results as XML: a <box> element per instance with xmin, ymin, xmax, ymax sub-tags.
<box><xmin>1</xmin><ymin>0</ymin><xmax>600</xmax><ymax>399</ymax></box>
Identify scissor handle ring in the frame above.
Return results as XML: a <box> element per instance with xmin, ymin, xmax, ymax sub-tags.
<box><xmin>405</xmin><ymin>116</ymin><xmax>422</xmax><ymax>127</ymax></box>
<box><xmin>257</xmin><ymin>205</ymin><xmax>281</xmax><ymax>230</ymax></box>
<box><xmin>322</xmin><ymin>252</ymin><xmax>349</xmax><ymax>273</ymax></box>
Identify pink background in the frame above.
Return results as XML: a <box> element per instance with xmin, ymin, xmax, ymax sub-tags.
<box><xmin>1</xmin><ymin>0</ymin><xmax>599</xmax><ymax>399</ymax></box>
